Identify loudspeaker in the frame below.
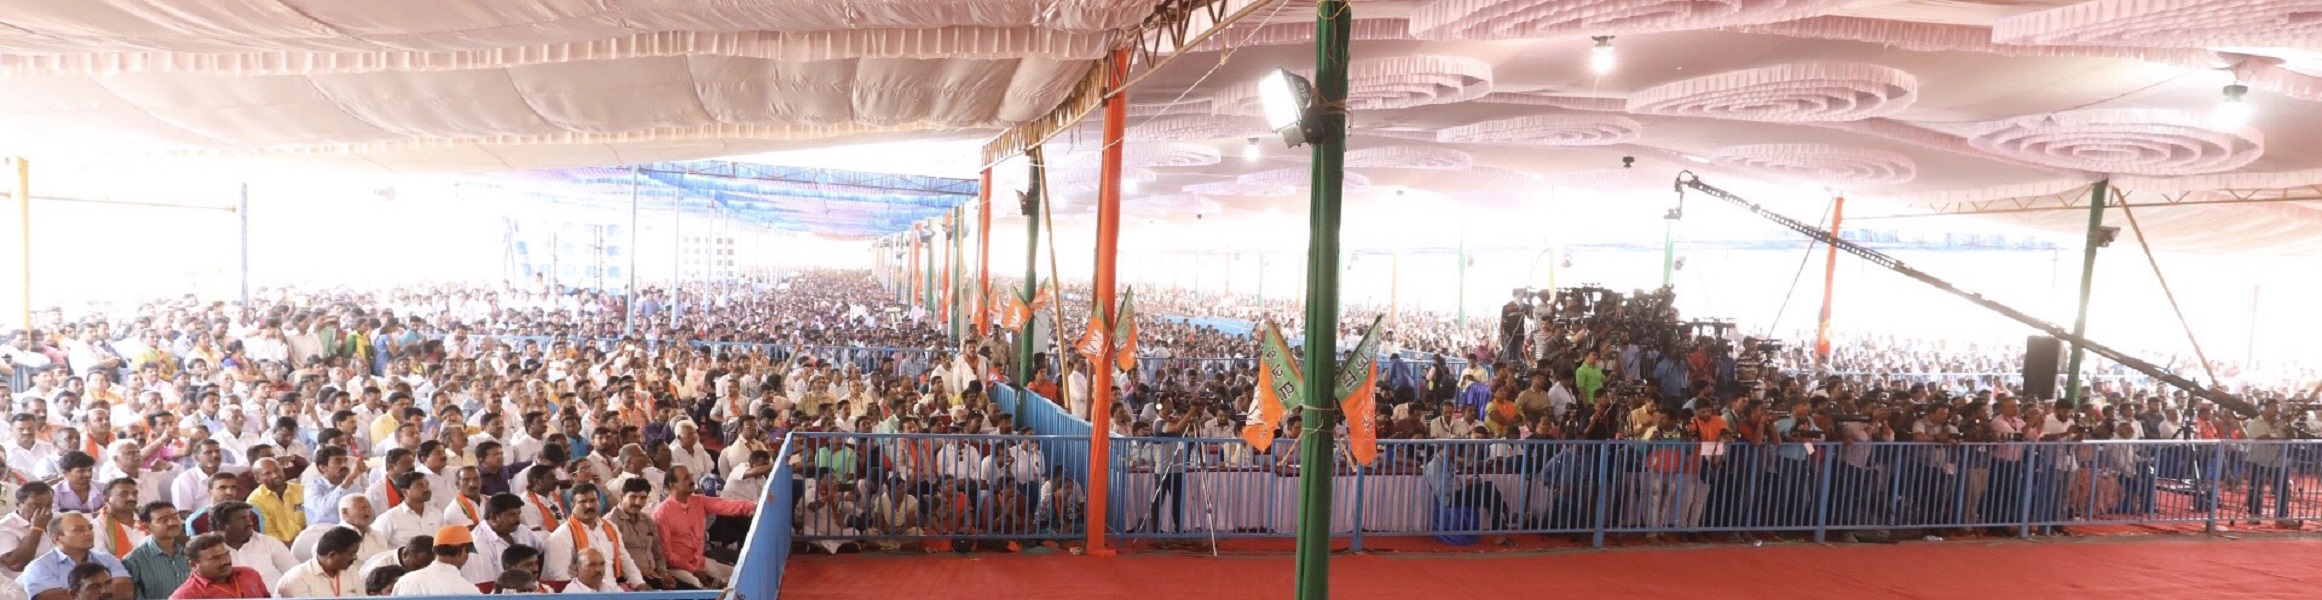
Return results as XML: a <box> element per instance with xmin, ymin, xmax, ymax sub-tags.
<box><xmin>2023</xmin><ymin>335</ymin><xmax>2063</xmax><ymax>400</ymax></box>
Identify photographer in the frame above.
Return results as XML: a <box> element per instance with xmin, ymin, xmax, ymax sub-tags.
<box><xmin>2241</xmin><ymin>401</ymin><xmax>2297</xmax><ymax>528</ymax></box>
<box><xmin>1771</xmin><ymin>400</ymin><xmax>1823</xmax><ymax>528</ymax></box>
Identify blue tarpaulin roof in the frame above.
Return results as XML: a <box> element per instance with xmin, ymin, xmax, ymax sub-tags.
<box><xmin>458</xmin><ymin>161</ymin><xmax>977</xmax><ymax>238</ymax></box>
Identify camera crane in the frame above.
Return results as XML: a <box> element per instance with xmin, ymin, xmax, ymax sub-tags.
<box><xmin>1670</xmin><ymin>171</ymin><xmax>2256</xmax><ymax>418</ymax></box>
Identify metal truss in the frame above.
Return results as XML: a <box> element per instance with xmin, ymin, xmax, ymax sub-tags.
<box><xmin>1888</xmin><ymin>182</ymin><xmax>2322</xmax><ymax>218</ymax></box>
<box><xmin>636</xmin><ymin>161</ymin><xmax>979</xmax><ymax>197</ymax></box>
<box><xmin>979</xmin><ymin>0</ymin><xmax>1285</xmax><ymax>167</ymax></box>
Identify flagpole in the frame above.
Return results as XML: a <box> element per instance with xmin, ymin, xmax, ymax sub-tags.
<box><xmin>1294</xmin><ymin>0</ymin><xmax>1350</xmax><ymax>597</ymax></box>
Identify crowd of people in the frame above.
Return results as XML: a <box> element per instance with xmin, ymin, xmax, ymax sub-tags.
<box><xmin>1</xmin><ymin>266</ymin><xmax>2316</xmax><ymax>579</ymax></box>
<box><xmin>0</xmin><ymin>271</ymin><xmax>969</xmax><ymax>597</ymax></box>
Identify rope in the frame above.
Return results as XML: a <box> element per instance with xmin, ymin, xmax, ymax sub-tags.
<box><xmin>1764</xmin><ymin>198</ymin><xmax>1835</xmax><ymax>336</ymax></box>
<box><xmin>2115</xmin><ymin>197</ymin><xmax>2221</xmax><ymax>387</ymax></box>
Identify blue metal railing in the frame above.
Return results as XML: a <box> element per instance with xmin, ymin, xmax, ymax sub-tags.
<box><xmin>763</xmin><ymin>428</ymin><xmax>2321</xmax><ymax>550</ymax></box>
<box><xmin>785</xmin><ymin>432</ymin><xmax>1091</xmax><ymax>543</ymax></box>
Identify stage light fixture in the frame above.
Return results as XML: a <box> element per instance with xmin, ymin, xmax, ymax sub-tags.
<box><xmin>1244</xmin><ymin>137</ymin><xmax>1263</xmax><ymax>162</ymax></box>
<box><xmin>1589</xmin><ymin>36</ymin><xmax>1616</xmax><ymax>75</ymax></box>
<box><xmin>1258</xmin><ymin>68</ymin><xmax>1319</xmax><ymax>148</ymax></box>
<box><xmin>2215</xmin><ymin>83</ymin><xmax>2251</xmax><ymax>127</ymax></box>
<box><xmin>1124</xmin><ymin>178</ymin><xmax>1142</xmax><ymax>194</ymax></box>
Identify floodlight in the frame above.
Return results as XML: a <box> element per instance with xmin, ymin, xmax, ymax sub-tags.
<box><xmin>2215</xmin><ymin>83</ymin><xmax>2251</xmax><ymax>127</ymax></box>
<box><xmin>1589</xmin><ymin>36</ymin><xmax>1616</xmax><ymax>75</ymax></box>
<box><xmin>1243</xmin><ymin>137</ymin><xmax>1262</xmax><ymax>162</ymax></box>
<box><xmin>1258</xmin><ymin>68</ymin><xmax>1318</xmax><ymax>148</ymax></box>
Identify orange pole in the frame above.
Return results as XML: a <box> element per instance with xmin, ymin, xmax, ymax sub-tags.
<box><xmin>977</xmin><ymin>168</ymin><xmax>994</xmax><ymax>335</ymax></box>
<box><xmin>943</xmin><ymin>210</ymin><xmax>955</xmax><ymax>328</ymax></box>
<box><xmin>905</xmin><ymin>222</ymin><xmax>914</xmax><ymax>311</ymax></box>
<box><xmin>1084</xmin><ymin>47</ymin><xmax>1129</xmax><ymax>556</ymax></box>
<box><xmin>1814</xmin><ymin>195</ymin><xmax>1844</xmax><ymax>365</ymax></box>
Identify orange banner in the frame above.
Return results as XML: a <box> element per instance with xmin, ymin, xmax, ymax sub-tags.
<box><xmin>1339</xmin><ymin>363</ymin><xmax>1379</xmax><ymax>466</ymax></box>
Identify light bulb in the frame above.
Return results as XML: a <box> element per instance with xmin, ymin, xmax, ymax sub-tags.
<box><xmin>1244</xmin><ymin>137</ymin><xmax>1262</xmax><ymax>162</ymax></box>
<box><xmin>1589</xmin><ymin>36</ymin><xmax>1616</xmax><ymax>75</ymax></box>
<box><xmin>2214</xmin><ymin>83</ymin><xmax>2252</xmax><ymax>127</ymax></box>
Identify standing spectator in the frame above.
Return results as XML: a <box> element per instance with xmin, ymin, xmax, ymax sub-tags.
<box><xmin>2242</xmin><ymin>401</ymin><xmax>2296</xmax><ymax>528</ymax></box>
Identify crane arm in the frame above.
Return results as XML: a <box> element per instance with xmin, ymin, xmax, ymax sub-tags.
<box><xmin>1672</xmin><ymin>171</ymin><xmax>2254</xmax><ymax>417</ymax></box>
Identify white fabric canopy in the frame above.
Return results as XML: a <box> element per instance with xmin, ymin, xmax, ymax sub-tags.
<box><xmin>3</xmin><ymin>0</ymin><xmax>2322</xmax><ymax>254</ymax></box>
<box><xmin>0</xmin><ymin>0</ymin><xmax>1158</xmax><ymax>168</ymax></box>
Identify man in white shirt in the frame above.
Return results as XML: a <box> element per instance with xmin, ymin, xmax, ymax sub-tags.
<box><xmin>558</xmin><ymin>548</ymin><xmax>613</xmax><ymax>594</ymax></box>
<box><xmin>463</xmin><ymin>494</ymin><xmax>539</xmax><ymax>587</ymax></box>
<box><xmin>388</xmin><ymin>526</ymin><xmax>479</xmax><ymax>595</ymax></box>
<box><xmin>273</xmin><ymin>527</ymin><xmax>362</xmax><ymax>598</ymax></box>
<box><xmin>369</xmin><ymin>472</ymin><xmax>442</xmax><ymax>550</ymax></box>
<box><xmin>289</xmin><ymin>495</ymin><xmax>386</xmax><ymax>564</ymax></box>
<box><xmin>215</xmin><ymin>501</ymin><xmax>298</xmax><ymax>590</ymax></box>
<box><xmin>720</xmin><ymin>451</ymin><xmax>771</xmax><ymax>502</ymax></box>
<box><xmin>0</xmin><ymin>482</ymin><xmax>55</xmax><ymax>594</ymax></box>
<box><xmin>1064</xmin><ymin>361</ymin><xmax>1091</xmax><ymax>419</ymax></box>
<box><xmin>5</xmin><ymin>418</ymin><xmax>58</xmax><ymax>482</ymax></box>
<box><xmin>665</xmin><ymin>422</ymin><xmax>713</xmax><ymax>481</ymax></box>
<box><xmin>539</xmin><ymin>483</ymin><xmax>642</xmax><ymax>589</ymax></box>
<box><xmin>169</xmin><ymin>441</ymin><xmax>234</xmax><ymax>514</ymax></box>
<box><xmin>94</xmin><ymin>440</ymin><xmax>175</xmax><ymax>507</ymax></box>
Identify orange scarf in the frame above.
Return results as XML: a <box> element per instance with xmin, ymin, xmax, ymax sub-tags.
<box><xmin>528</xmin><ymin>492</ymin><xmax>562</xmax><ymax>526</ymax></box>
<box><xmin>104</xmin><ymin>515</ymin><xmax>131</xmax><ymax>556</ymax></box>
<box><xmin>456</xmin><ymin>495</ymin><xmax>479</xmax><ymax>524</ymax></box>
<box><xmin>566</xmin><ymin>517</ymin><xmax>623</xmax><ymax>579</ymax></box>
<box><xmin>385</xmin><ymin>481</ymin><xmax>402</xmax><ymax>508</ymax></box>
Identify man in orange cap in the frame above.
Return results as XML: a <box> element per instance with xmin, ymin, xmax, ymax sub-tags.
<box><xmin>387</xmin><ymin>526</ymin><xmax>476</xmax><ymax>595</ymax></box>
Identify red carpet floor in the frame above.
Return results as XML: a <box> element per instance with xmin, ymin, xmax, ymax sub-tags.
<box><xmin>782</xmin><ymin>536</ymin><xmax>2322</xmax><ymax>599</ymax></box>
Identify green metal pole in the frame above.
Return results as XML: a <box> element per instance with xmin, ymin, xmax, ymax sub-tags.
<box><xmin>1456</xmin><ymin>233</ymin><xmax>1467</xmax><ymax>328</ymax></box>
<box><xmin>951</xmin><ymin>205</ymin><xmax>966</xmax><ymax>340</ymax></box>
<box><xmin>1294</xmin><ymin>0</ymin><xmax>1349</xmax><ymax>597</ymax></box>
<box><xmin>2062</xmin><ymin>179</ymin><xmax>2108</xmax><ymax>408</ymax></box>
<box><xmin>924</xmin><ymin>229</ymin><xmax>937</xmax><ymax>316</ymax></box>
<box><xmin>1016</xmin><ymin>162</ymin><xmax>1045</xmax><ymax>393</ymax></box>
<box><xmin>1662</xmin><ymin>216</ymin><xmax>1675</xmax><ymax>288</ymax></box>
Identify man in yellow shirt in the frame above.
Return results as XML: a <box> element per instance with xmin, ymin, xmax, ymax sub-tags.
<box><xmin>246</xmin><ymin>457</ymin><xmax>307</xmax><ymax>544</ymax></box>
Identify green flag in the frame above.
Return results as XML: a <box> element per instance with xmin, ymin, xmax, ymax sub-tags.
<box><xmin>1335</xmin><ymin>315</ymin><xmax>1385</xmax><ymax>400</ymax></box>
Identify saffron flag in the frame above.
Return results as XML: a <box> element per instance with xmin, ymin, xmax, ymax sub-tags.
<box><xmin>1112</xmin><ymin>287</ymin><xmax>1139</xmax><ymax>373</ymax></box>
<box><xmin>1028</xmin><ymin>279</ymin><xmax>1056</xmax><ymax>312</ymax></box>
<box><xmin>997</xmin><ymin>288</ymin><xmax>1031</xmax><ymax>330</ymax></box>
<box><xmin>1335</xmin><ymin>315</ymin><xmax>1386</xmax><ymax>466</ymax></box>
<box><xmin>1240</xmin><ymin>320</ymin><xmax>1303</xmax><ymax>452</ymax></box>
<box><xmin>1075</xmin><ymin>310</ymin><xmax>1109</xmax><ymax>367</ymax></box>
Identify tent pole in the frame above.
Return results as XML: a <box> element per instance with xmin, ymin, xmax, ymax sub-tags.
<box><xmin>626</xmin><ymin>167</ymin><xmax>640</xmax><ymax>336</ymax></box>
<box><xmin>2063</xmin><ymin>179</ymin><xmax>2108</xmax><ymax>408</ymax></box>
<box><xmin>1084</xmin><ymin>46</ymin><xmax>1130</xmax><ymax>557</ymax></box>
<box><xmin>1814</xmin><ymin>195</ymin><xmax>1845</xmax><ymax>368</ymax></box>
<box><xmin>1294</xmin><ymin>0</ymin><xmax>1350</xmax><ymax>596</ymax></box>
<box><xmin>1016</xmin><ymin>150</ymin><xmax>1045</xmax><ymax>389</ymax></box>
<box><xmin>977</xmin><ymin>168</ymin><xmax>994</xmax><ymax>336</ymax></box>
<box><xmin>238</xmin><ymin>183</ymin><xmax>250</xmax><ymax>306</ymax></box>
<box><xmin>13</xmin><ymin>158</ymin><xmax>28</xmax><ymax>331</ymax></box>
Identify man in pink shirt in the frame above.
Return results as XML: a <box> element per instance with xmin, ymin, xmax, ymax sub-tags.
<box><xmin>647</xmin><ymin>466</ymin><xmax>753</xmax><ymax>588</ymax></box>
